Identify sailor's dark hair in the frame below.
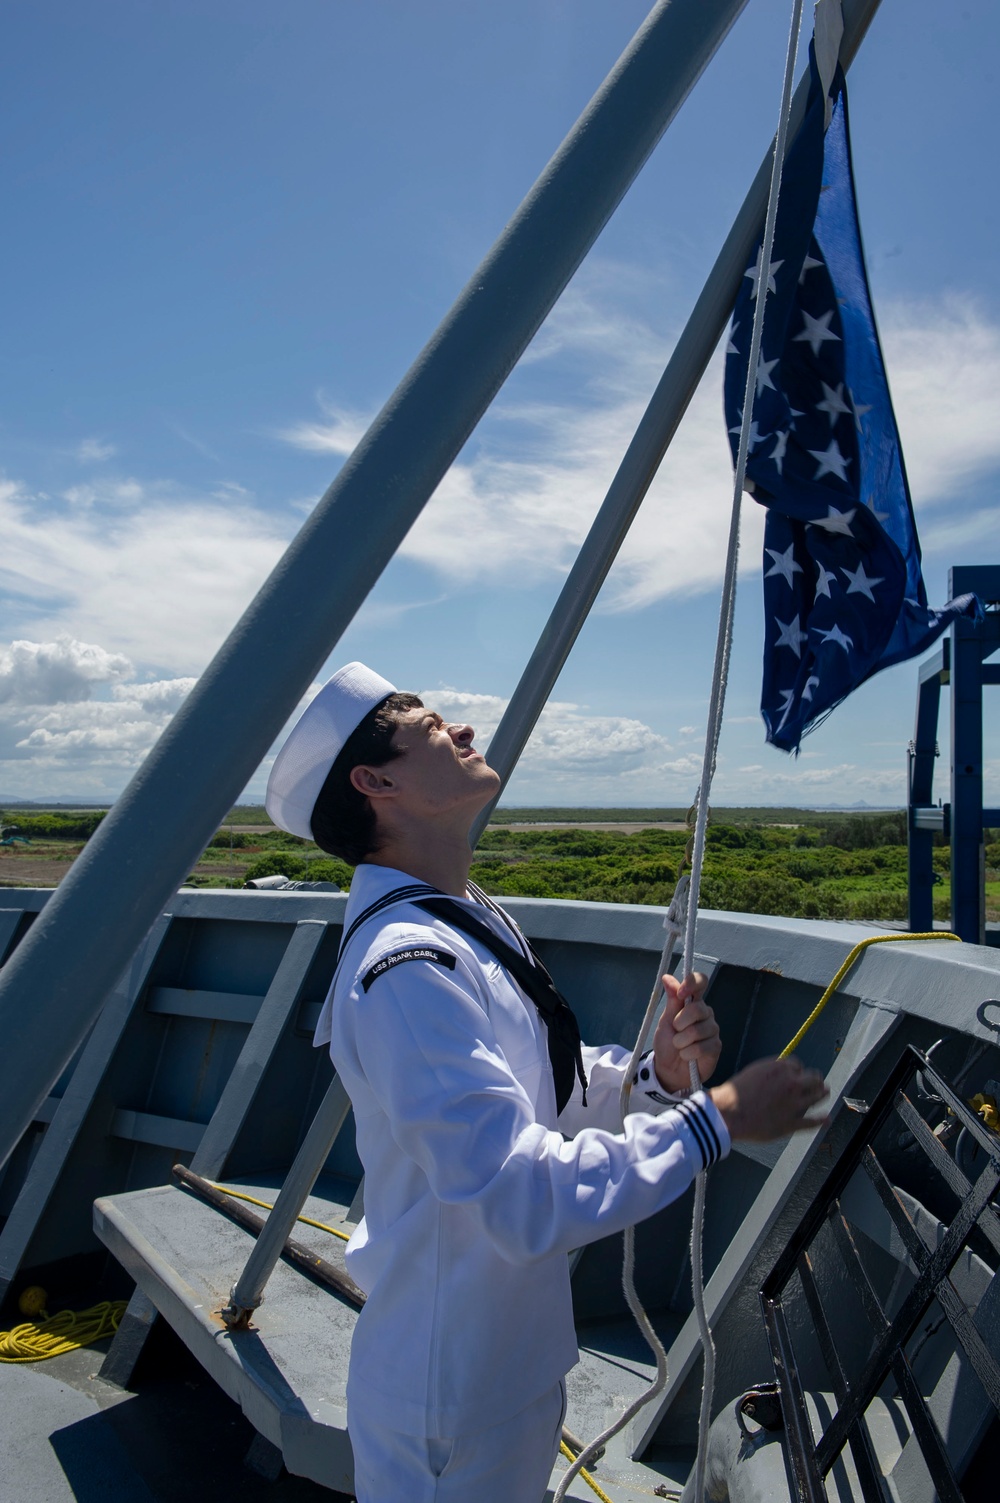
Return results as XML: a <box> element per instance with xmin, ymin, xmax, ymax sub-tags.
<box><xmin>310</xmin><ymin>691</ymin><xmax>423</xmax><ymax>866</ymax></box>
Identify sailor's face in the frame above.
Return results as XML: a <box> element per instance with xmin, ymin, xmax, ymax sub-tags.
<box><xmin>387</xmin><ymin>706</ymin><xmax>499</xmax><ymax>815</ymax></box>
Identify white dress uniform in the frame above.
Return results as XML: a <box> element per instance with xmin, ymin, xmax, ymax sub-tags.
<box><xmin>313</xmin><ymin>861</ymin><xmax>730</xmax><ymax>1501</ymax></box>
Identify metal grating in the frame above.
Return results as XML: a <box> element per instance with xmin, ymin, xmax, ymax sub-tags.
<box><xmin>759</xmin><ymin>1044</ymin><xmax>1000</xmax><ymax>1502</ymax></box>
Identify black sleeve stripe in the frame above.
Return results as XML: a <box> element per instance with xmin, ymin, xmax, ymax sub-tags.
<box><xmin>361</xmin><ymin>947</ymin><xmax>457</xmax><ymax>992</ymax></box>
<box><xmin>674</xmin><ymin>1096</ymin><xmax>724</xmax><ymax>1171</ymax></box>
<box><xmin>691</xmin><ymin>1095</ymin><xmax>723</xmax><ymax>1162</ymax></box>
<box><xmin>674</xmin><ymin>1099</ymin><xmax>712</xmax><ymax>1171</ymax></box>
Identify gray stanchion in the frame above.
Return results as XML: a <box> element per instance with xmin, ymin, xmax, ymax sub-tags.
<box><xmin>220</xmin><ymin>1074</ymin><xmax>353</xmax><ymax>1325</ymax></box>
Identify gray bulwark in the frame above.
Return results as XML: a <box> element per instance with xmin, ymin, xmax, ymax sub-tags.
<box><xmin>0</xmin><ymin>915</ymin><xmax>173</xmax><ymax>1307</ymax></box>
<box><xmin>192</xmin><ymin>919</ymin><xmax>332</xmax><ymax>1181</ymax></box>
<box><xmin>100</xmin><ymin>917</ymin><xmax>332</xmax><ymax>1387</ymax></box>
<box><xmin>1</xmin><ymin>892</ymin><xmax>346</xmax><ymax>1303</ymax></box>
<box><xmin>0</xmin><ymin>0</ymin><xmax>752</xmax><ymax>1172</ymax></box>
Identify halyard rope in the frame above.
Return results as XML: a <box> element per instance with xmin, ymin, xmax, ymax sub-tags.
<box><xmin>554</xmin><ymin>2</ymin><xmax>806</xmax><ymax>1497</ymax></box>
<box><xmin>681</xmin><ymin>4</ymin><xmax>805</xmax><ymax>1497</ymax></box>
<box><xmin>778</xmin><ymin>931</ymin><xmax>960</xmax><ymax>1058</ymax></box>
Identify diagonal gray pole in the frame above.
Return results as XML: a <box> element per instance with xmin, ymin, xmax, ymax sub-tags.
<box><xmin>0</xmin><ymin>0</ymin><xmax>750</xmax><ymax>1168</ymax></box>
<box><xmin>470</xmin><ymin>0</ymin><xmax>883</xmax><ymax>845</ymax></box>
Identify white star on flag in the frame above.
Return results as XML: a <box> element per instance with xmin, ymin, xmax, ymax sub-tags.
<box><xmin>848</xmin><ymin>387</ymin><xmax>872</xmax><ymax>432</ymax></box>
<box><xmin>729</xmin><ymin>413</ymin><xmax>766</xmax><ymax>451</ymax></box>
<box><xmin>775</xmin><ymin>614</ymin><xmax>808</xmax><ymax>657</ymax></box>
<box><xmin>815</xmin><ymin>381</ymin><xmax>852</xmax><ymax>427</ymax></box>
<box><xmin>815</xmin><ymin>563</ymin><xmax>837</xmax><ymax>598</ymax></box>
<box><xmin>865</xmin><ymin>492</ymin><xmax>890</xmax><ymax>523</ymax></box>
<box><xmin>775</xmin><ymin>688</ymin><xmax>796</xmax><ymax>729</ymax></box>
<box><xmin>764</xmin><ymin>542</ymin><xmax>803</xmax><ymax>587</ymax></box>
<box><xmin>726</xmin><ymin>322</ymin><xmax>740</xmax><ymax>357</ymax></box>
<box><xmin>798</xmin><ymin>253</ymin><xmax>823</xmax><ymax>284</ymax></box>
<box><xmin>807</xmin><ymin>505</ymin><xmax>857</xmax><ymax>536</ymax></box>
<box><xmin>808</xmin><ymin>437</ymin><xmax>851</xmax><ymax>482</ymax></box>
<box><xmin>756</xmin><ymin>355</ymin><xmax>779</xmax><ymax>395</ymax></box>
<box><xmin>841</xmin><ymin>561</ymin><xmax>884</xmax><ymax>601</ymax></box>
<box><xmin>770</xmin><ymin>430</ymin><xmax>789</xmax><ymax>475</ymax></box>
<box><xmin>794</xmin><ymin>307</ymin><xmax>840</xmax><ymax>358</ymax></box>
<box><xmin>744</xmin><ymin>248</ymin><xmax>783</xmax><ymax>300</ymax></box>
<box><xmin>814</xmin><ymin>623</ymin><xmax>854</xmax><ymax>653</ymax></box>
<box><xmin>801</xmin><ymin>675</ymin><xmax>821</xmax><ymax>701</ymax></box>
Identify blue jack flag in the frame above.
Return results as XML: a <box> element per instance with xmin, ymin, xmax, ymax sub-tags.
<box><xmin>724</xmin><ymin>46</ymin><xmax>979</xmax><ymax>752</ymax></box>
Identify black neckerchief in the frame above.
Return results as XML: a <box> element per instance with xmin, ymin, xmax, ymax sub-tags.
<box><xmin>338</xmin><ymin>883</ymin><xmax>588</xmax><ymax>1115</ymax></box>
<box><xmin>412</xmin><ymin>895</ymin><xmax>588</xmax><ymax>1116</ymax></box>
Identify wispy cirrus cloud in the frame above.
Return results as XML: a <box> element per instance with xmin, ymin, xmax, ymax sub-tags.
<box><xmin>280</xmin><ymin>278</ymin><xmax>1000</xmax><ymax>610</ymax></box>
<box><xmin>278</xmin><ymin>402</ymin><xmax>370</xmax><ymax>457</ymax></box>
<box><xmin>76</xmin><ymin>437</ymin><xmax>117</xmax><ymax>463</ymax></box>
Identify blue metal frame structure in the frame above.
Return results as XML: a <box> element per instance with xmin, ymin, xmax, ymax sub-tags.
<box><xmin>907</xmin><ymin>565</ymin><xmax>1000</xmax><ymax>943</ymax></box>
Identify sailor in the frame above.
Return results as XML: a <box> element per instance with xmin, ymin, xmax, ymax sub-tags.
<box><xmin>265</xmin><ymin>662</ymin><xmax>828</xmax><ymax>1503</ymax></box>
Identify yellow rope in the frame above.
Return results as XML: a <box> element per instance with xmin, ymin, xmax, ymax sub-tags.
<box><xmin>0</xmin><ymin>1294</ymin><xmax>126</xmax><ymax>1362</ymax></box>
<box><xmin>209</xmin><ymin>1182</ymin><xmax>351</xmax><ymax>1241</ymax></box>
<box><xmin>559</xmin><ymin>1441</ymin><xmax>615</xmax><ymax>1503</ymax></box>
<box><xmin>779</xmin><ymin>931</ymin><xmax>961</xmax><ymax>1060</ymax></box>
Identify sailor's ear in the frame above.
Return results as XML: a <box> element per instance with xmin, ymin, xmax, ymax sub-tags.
<box><xmin>349</xmin><ymin>764</ymin><xmax>396</xmax><ymax>799</ymax></box>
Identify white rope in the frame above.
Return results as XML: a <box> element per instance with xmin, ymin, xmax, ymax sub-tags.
<box><xmin>553</xmin><ymin>881</ymin><xmax>689</xmax><ymax>1503</ymax></box>
<box><xmin>555</xmin><ymin>4</ymin><xmax>809</xmax><ymax>1498</ymax></box>
<box><xmin>682</xmin><ymin>3</ymin><xmax>805</xmax><ymax>1499</ymax></box>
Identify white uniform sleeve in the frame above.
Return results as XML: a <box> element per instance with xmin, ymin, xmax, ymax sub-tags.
<box><xmin>557</xmin><ymin>1045</ymin><xmax>694</xmax><ymax>1138</ymax></box>
<box><xmin>350</xmin><ymin>953</ymin><xmax>729</xmax><ymax>1267</ymax></box>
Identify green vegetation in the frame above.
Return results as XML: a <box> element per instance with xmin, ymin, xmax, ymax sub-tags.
<box><xmin>222</xmin><ymin>805</ymin><xmax>272</xmax><ymax>825</ymax></box>
<box><xmin>486</xmin><ymin>804</ymin><xmax>892</xmax><ymax>827</ymax></box>
<box><xmin>3</xmin><ymin>803</ymin><xmax>996</xmax><ymax>926</ymax></box>
<box><xmin>0</xmin><ymin>809</ymin><xmax>106</xmax><ymax>840</ymax></box>
<box><xmin>468</xmin><ymin>814</ymin><xmax>932</xmax><ymax>921</ymax></box>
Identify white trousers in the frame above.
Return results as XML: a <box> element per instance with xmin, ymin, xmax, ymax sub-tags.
<box><xmin>349</xmin><ymin>1379</ymin><xmax>567</xmax><ymax>1503</ymax></box>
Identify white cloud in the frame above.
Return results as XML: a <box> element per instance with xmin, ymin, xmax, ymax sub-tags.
<box><xmin>710</xmin><ymin>758</ymin><xmax>907</xmax><ymax>805</ymax></box>
<box><xmin>0</xmin><ymin>638</ymin><xmax>197</xmax><ymax>783</ymax></box>
<box><xmin>278</xmin><ymin>283</ymin><xmax>1000</xmax><ymax>613</ymax></box>
<box><xmin>0</xmin><ymin>476</ymin><xmax>290</xmax><ymax>674</ymax></box>
<box><xmin>112</xmin><ymin>677</ymin><xmax>197</xmax><ymax>713</ymax></box>
<box><xmin>419</xmin><ymin>685</ymin><xmax>683</xmax><ymax>798</ymax></box>
<box><xmin>279</xmin><ymin>401</ymin><xmax>371</xmax><ymax>457</ymax></box>
<box><xmin>0</xmin><ymin>636</ymin><xmax>133</xmax><ymax>706</ymax></box>
<box><xmin>882</xmin><ymin>296</ymin><xmax>1000</xmax><ymax>507</ymax></box>
<box><xmin>393</xmin><ymin>296</ymin><xmax>755</xmax><ymax>608</ymax></box>
<box><xmin>76</xmin><ymin>437</ymin><xmax>117</xmax><ymax>463</ymax></box>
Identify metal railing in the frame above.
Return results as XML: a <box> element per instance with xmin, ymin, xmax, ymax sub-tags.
<box><xmin>760</xmin><ymin>1045</ymin><xmax>1000</xmax><ymax>1503</ymax></box>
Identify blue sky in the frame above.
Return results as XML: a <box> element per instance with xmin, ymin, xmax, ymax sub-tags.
<box><xmin>1</xmin><ymin>0</ymin><xmax>998</xmax><ymax>807</ymax></box>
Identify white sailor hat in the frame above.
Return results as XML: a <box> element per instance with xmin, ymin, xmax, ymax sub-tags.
<box><xmin>265</xmin><ymin>662</ymin><xmax>397</xmax><ymax>839</ymax></box>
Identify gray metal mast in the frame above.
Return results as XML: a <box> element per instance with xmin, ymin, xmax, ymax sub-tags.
<box><xmin>0</xmin><ymin>0</ymin><xmax>750</xmax><ymax>1168</ymax></box>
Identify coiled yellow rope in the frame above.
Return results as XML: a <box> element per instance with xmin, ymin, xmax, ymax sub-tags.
<box><xmin>0</xmin><ymin>1290</ymin><xmax>126</xmax><ymax>1362</ymax></box>
<box><xmin>0</xmin><ymin>1183</ymin><xmax>350</xmax><ymax>1364</ymax></box>
<box><xmin>559</xmin><ymin>1441</ymin><xmax>615</xmax><ymax>1503</ymax></box>
<box><xmin>778</xmin><ymin>931</ymin><xmax>961</xmax><ymax>1059</ymax></box>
